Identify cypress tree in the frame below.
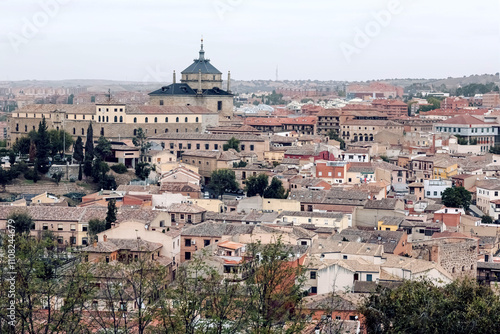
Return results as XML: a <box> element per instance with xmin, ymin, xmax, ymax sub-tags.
<box><xmin>84</xmin><ymin>123</ymin><xmax>94</xmax><ymax>177</ymax></box>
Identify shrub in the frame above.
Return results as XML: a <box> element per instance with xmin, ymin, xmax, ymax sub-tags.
<box><xmin>24</xmin><ymin>168</ymin><xmax>36</xmax><ymax>180</ymax></box>
<box><xmin>110</xmin><ymin>163</ymin><xmax>128</xmax><ymax>174</ymax></box>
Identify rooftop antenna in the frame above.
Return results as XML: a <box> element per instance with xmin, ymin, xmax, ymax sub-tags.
<box><xmin>107</xmin><ymin>89</ymin><xmax>111</xmax><ymax>102</ymax></box>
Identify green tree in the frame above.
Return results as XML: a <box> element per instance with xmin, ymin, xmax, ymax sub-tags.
<box><xmin>94</xmin><ymin>135</ymin><xmax>112</xmax><ymax>161</ymax></box>
<box><xmin>88</xmin><ymin>218</ymin><xmax>106</xmax><ymax>240</ymax></box>
<box><xmin>482</xmin><ymin>215</ymin><xmax>493</xmax><ymax>224</ymax></box>
<box><xmin>132</xmin><ymin>128</ymin><xmax>151</xmax><ymax>162</ymax></box>
<box><xmin>327</xmin><ymin>129</ymin><xmax>346</xmax><ymax>150</ymax></box>
<box><xmin>360</xmin><ymin>278</ymin><xmax>500</xmax><ymax>334</ymax></box>
<box><xmin>8</xmin><ymin>151</ymin><xmax>16</xmax><ymax>165</ymax></box>
<box><xmin>12</xmin><ymin>136</ymin><xmax>31</xmax><ymax>155</ymax></box>
<box><xmin>74</xmin><ymin>136</ymin><xmax>84</xmax><ymax>181</ymax></box>
<box><xmin>78</xmin><ymin>163</ymin><xmax>83</xmax><ymax>181</ymax></box>
<box><xmin>263</xmin><ymin>177</ymin><xmax>287</xmax><ymax>199</ymax></box>
<box><xmin>105</xmin><ymin>199</ymin><xmax>117</xmax><ymax>229</ymax></box>
<box><xmin>441</xmin><ymin>186</ymin><xmax>471</xmax><ymax>210</ymax></box>
<box><xmin>0</xmin><ymin>167</ymin><xmax>12</xmax><ymax>192</ymax></box>
<box><xmin>91</xmin><ymin>158</ymin><xmax>116</xmax><ymax>190</ymax></box>
<box><xmin>35</xmin><ymin>117</ymin><xmax>50</xmax><ymax>173</ymax></box>
<box><xmin>51</xmin><ymin>171</ymin><xmax>64</xmax><ymax>185</ymax></box>
<box><xmin>28</xmin><ymin>140</ymin><xmax>36</xmax><ymax>162</ymax></box>
<box><xmin>245</xmin><ymin>173</ymin><xmax>269</xmax><ymax>197</ymax></box>
<box><xmin>0</xmin><ymin>232</ymin><xmax>95</xmax><ymax>333</ymax></box>
<box><xmin>379</xmin><ymin>155</ymin><xmax>390</xmax><ymax>162</ymax></box>
<box><xmin>73</xmin><ymin>136</ymin><xmax>84</xmax><ymax>163</ymax></box>
<box><xmin>67</xmin><ymin>94</ymin><xmax>74</xmax><ymax>104</ymax></box>
<box><xmin>223</xmin><ymin>137</ymin><xmax>240</xmax><ymax>152</ymax></box>
<box><xmin>264</xmin><ymin>90</ymin><xmax>285</xmax><ymax>105</ymax></box>
<box><xmin>32</xmin><ymin>159</ymin><xmax>40</xmax><ymax>183</ymax></box>
<box><xmin>489</xmin><ymin>145</ymin><xmax>500</xmax><ymax>154</ymax></box>
<box><xmin>243</xmin><ymin>238</ymin><xmax>308</xmax><ymax>333</ymax></box>
<box><xmin>456</xmin><ymin>82</ymin><xmax>500</xmax><ymax>97</ymax></box>
<box><xmin>233</xmin><ymin>160</ymin><xmax>247</xmax><ymax>168</ymax></box>
<box><xmin>6</xmin><ymin>210</ymin><xmax>33</xmax><ymax>234</ymax></box>
<box><xmin>84</xmin><ymin>122</ymin><xmax>94</xmax><ymax>177</ymax></box>
<box><xmin>135</xmin><ymin>161</ymin><xmax>151</xmax><ymax>181</ymax></box>
<box><xmin>48</xmin><ymin>129</ymin><xmax>74</xmax><ymax>157</ymax></box>
<box><xmin>207</xmin><ymin>169</ymin><xmax>239</xmax><ymax>199</ymax></box>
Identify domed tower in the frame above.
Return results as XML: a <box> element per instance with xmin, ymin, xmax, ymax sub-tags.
<box><xmin>180</xmin><ymin>39</ymin><xmax>223</xmax><ymax>91</ymax></box>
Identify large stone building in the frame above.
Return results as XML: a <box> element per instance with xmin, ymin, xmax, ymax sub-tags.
<box><xmin>8</xmin><ymin>103</ymin><xmax>218</xmax><ymax>145</ymax></box>
<box><xmin>341</xmin><ymin>119</ymin><xmax>404</xmax><ymax>143</ymax></box>
<box><xmin>148</xmin><ymin>39</ymin><xmax>234</xmax><ymax>124</ymax></box>
<box><xmin>8</xmin><ymin>41</ymin><xmax>233</xmax><ymax>145</ymax></box>
<box><xmin>433</xmin><ymin>114</ymin><xmax>497</xmax><ymax>152</ymax></box>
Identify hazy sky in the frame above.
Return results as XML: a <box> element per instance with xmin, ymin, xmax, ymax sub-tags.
<box><xmin>1</xmin><ymin>0</ymin><xmax>499</xmax><ymax>82</ymax></box>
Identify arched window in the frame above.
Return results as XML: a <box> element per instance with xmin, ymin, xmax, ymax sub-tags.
<box><xmin>134</xmin><ymin>117</ymin><xmax>137</xmax><ymax>123</ymax></box>
<box><xmin>176</xmin><ymin>117</ymin><xmax>179</xmax><ymax>123</ymax></box>
<box><xmin>154</xmin><ymin>117</ymin><xmax>158</xmax><ymax>123</ymax></box>
<box><xmin>165</xmin><ymin>129</ymin><xmax>169</xmax><ymax>133</ymax></box>
<box><xmin>134</xmin><ymin>129</ymin><xmax>137</xmax><ymax>136</ymax></box>
<box><xmin>165</xmin><ymin>117</ymin><xmax>168</xmax><ymax>122</ymax></box>
<box><xmin>185</xmin><ymin>117</ymin><xmax>188</xmax><ymax>123</ymax></box>
<box><xmin>106</xmin><ymin>116</ymin><xmax>109</xmax><ymax>122</ymax></box>
<box><xmin>195</xmin><ymin>128</ymin><xmax>199</xmax><ymax>132</ymax></box>
<box><xmin>98</xmin><ymin>116</ymin><xmax>101</xmax><ymax>122</ymax></box>
<box><xmin>73</xmin><ymin>128</ymin><xmax>76</xmax><ymax>135</ymax></box>
<box><xmin>185</xmin><ymin>128</ymin><xmax>187</xmax><ymax>132</ymax></box>
<box><xmin>114</xmin><ymin>116</ymin><xmax>117</xmax><ymax>122</ymax></box>
<box><xmin>119</xmin><ymin>116</ymin><xmax>123</xmax><ymax>122</ymax></box>
<box><xmin>15</xmin><ymin>124</ymin><xmax>19</xmax><ymax>131</ymax></box>
<box><xmin>195</xmin><ymin>117</ymin><xmax>199</xmax><ymax>122</ymax></box>
<box><xmin>145</xmin><ymin>117</ymin><xmax>148</xmax><ymax>123</ymax></box>
<box><xmin>82</xmin><ymin>128</ymin><xmax>85</xmax><ymax>135</ymax></box>
<box><xmin>176</xmin><ymin>128</ymin><xmax>179</xmax><ymax>133</ymax></box>
<box><xmin>101</xmin><ymin>128</ymin><xmax>104</xmax><ymax>136</ymax></box>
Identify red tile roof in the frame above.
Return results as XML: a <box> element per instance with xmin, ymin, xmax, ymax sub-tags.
<box><xmin>438</xmin><ymin>114</ymin><xmax>486</xmax><ymax>125</ymax></box>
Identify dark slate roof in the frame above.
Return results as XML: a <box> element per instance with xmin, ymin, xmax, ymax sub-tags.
<box><xmin>149</xmin><ymin>83</ymin><xmax>197</xmax><ymax>96</ymax></box>
<box><xmin>182</xmin><ymin>59</ymin><xmax>222</xmax><ymax>74</ymax></box>
<box><xmin>182</xmin><ymin>45</ymin><xmax>222</xmax><ymax>75</ymax></box>
<box><xmin>201</xmin><ymin>87</ymin><xmax>232</xmax><ymax>96</ymax></box>
<box><xmin>149</xmin><ymin>84</ymin><xmax>231</xmax><ymax>97</ymax></box>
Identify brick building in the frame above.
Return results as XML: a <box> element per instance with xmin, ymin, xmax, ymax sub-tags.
<box><xmin>371</xmin><ymin>99</ymin><xmax>408</xmax><ymax>118</ymax></box>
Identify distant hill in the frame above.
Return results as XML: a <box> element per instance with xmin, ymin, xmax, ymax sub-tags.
<box><xmin>1</xmin><ymin>74</ymin><xmax>498</xmax><ymax>94</ymax></box>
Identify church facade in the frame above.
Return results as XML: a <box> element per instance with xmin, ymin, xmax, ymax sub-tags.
<box><xmin>148</xmin><ymin>39</ymin><xmax>234</xmax><ymax>124</ymax></box>
<box><xmin>8</xmin><ymin>41</ymin><xmax>233</xmax><ymax>146</ymax></box>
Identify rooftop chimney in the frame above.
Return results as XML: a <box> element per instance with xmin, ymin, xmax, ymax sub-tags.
<box><xmin>173</xmin><ymin>70</ymin><xmax>176</xmax><ymax>84</ymax></box>
<box><xmin>103</xmin><ymin>234</ymin><xmax>107</xmax><ymax>242</ymax></box>
<box><xmin>227</xmin><ymin>71</ymin><xmax>231</xmax><ymax>93</ymax></box>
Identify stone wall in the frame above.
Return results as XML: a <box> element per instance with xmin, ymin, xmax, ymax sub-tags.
<box><xmin>413</xmin><ymin>237</ymin><xmax>478</xmax><ymax>279</ymax></box>
<box><xmin>47</xmin><ymin>164</ymin><xmax>80</xmax><ymax>181</ymax></box>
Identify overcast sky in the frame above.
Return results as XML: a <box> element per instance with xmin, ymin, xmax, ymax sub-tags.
<box><xmin>0</xmin><ymin>0</ymin><xmax>499</xmax><ymax>82</ymax></box>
